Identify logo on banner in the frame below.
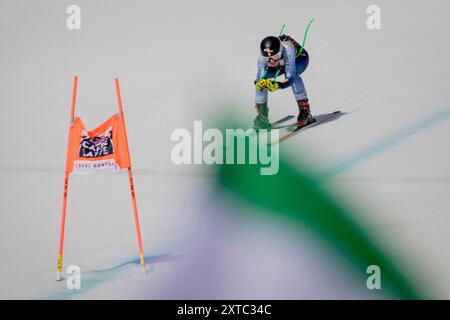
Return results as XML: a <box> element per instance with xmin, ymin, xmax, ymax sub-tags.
<box><xmin>79</xmin><ymin>127</ymin><xmax>114</xmax><ymax>158</ymax></box>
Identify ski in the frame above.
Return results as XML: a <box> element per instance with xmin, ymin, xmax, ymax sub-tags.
<box><xmin>277</xmin><ymin>111</ymin><xmax>342</xmax><ymax>144</ymax></box>
<box><xmin>250</xmin><ymin>115</ymin><xmax>295</xmax><ymax>137</ymax></box>
<box><xmin>270</xmin><ymin>115</ymin><xmax>295</xmax><ymax>128</ymax></box>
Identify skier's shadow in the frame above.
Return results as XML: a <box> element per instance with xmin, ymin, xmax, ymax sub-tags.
<box><xmin>312</xmin><ymin>110</ymin><xmax>346</xmax><ymax>126</ymax></box>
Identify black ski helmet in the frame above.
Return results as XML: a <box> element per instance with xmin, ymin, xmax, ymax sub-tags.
<box><xmin>260</xmin><ymin>36</ymin><xmax>281</xmax><ymax>57</ymax></box>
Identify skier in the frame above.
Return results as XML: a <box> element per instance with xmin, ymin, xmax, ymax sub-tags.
<box><xmin>254</xmin><ymin>34</ymin><xmax>312</xmax><ymax>129</ymax></box>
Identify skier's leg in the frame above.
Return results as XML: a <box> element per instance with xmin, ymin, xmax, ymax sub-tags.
<box><xmin>292</xmin><ymin>77</ymin><xmax>312</xmax><ymax>126</ymax></box>
<box><xmin>254</xmin><ymin>83</ymin><xmax>271</xmax><ymax>129</ymax></box>
<box><xmin>291</xmin><ymin>50</ymin><xmax>309</xmax><ymax>100</ymax></box>
<box><xmin>255</xmin><ymin>85</ymin><xmax>268</xmax><ymax>105</ymax></box>
<box><xmin>295</xmin><ymin>49</ymin><xmax>309</xmax><ymax>75</ymax></box>
<box><xmin>296</xmin><ymin>97</ymin><xmax>312</xmax><ymax>127</ymax></box>
<box><xmin>292</xmin><ymin>53</ymin><xmax>312</xmax><ymax>126</ymax></box>
<box><xmin>291</xmin><ymin>74</ymin><xmax>308</xmax><ymax>101</ymax></box>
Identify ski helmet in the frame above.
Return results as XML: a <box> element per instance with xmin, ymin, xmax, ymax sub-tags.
<box><xmin>260</xmin><ymin>36</ymin><xmax>281</xmax><ymax>58</ymax></box>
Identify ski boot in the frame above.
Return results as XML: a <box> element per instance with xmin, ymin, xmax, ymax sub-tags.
<box><xmin>296</xmin><ymin>98</ymin><xmax>313</xmax><ymax>128</ymax></box>
<box><xmin>253</xmin><ymin>102</ymin><xmax>272</xmax><ymax>130</ymax></box>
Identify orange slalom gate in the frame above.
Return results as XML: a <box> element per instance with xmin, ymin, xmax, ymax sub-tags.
<box><xmin>57</xmin><ymin>76</ymin><xmax>145</xmax><ymax>280</ymax></box>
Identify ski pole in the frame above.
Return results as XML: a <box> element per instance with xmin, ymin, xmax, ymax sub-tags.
<box><xmin>274</xmin><ymin>69</ymin><xmax>280</xmax><ymax>80</ymax></box>
<box><xmin>57</xmin><ymin>75</ymin><xmax>78</xmax><ymax>281</ymax></box>
<box><xmin>279</xmin><ymin>23</ymin><xmax>286</xmax><ymax>36</ymax></box>
<box><xmin>296</xmin><ymin>18</ymin><xmax>315</xmax><ymax>58</ymax></box>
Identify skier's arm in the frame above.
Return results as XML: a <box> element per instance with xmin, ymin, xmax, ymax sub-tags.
<box><xmin>255</xmin><ymin>56</ymin><xmax>267</xmax><ymax>80</ymax></box>
<box><xmin>278</xmin><ymin>46</ymin><xmax>296</xmax><ymax>89</ymax></box>
<box><xmin>277</xmin><ymin>79</ymin><xmax>291</xmax><ymax>90</ymax></box>
<box><xmin>255</xmin><ymin>56</ymin><xmax>269</xmax><ymax>91</ymax></box>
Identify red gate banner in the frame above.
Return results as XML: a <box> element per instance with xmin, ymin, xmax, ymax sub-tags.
<box><xmin>65</xmin><ymin>114</ymin><xmax>131</xmax><ymax>174</ymax></box>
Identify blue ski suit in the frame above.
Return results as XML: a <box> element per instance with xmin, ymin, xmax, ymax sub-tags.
<box><xmin>255</xmin><ymin>40</ymin><xmax>309</xmax><ymax>104</ymax></box>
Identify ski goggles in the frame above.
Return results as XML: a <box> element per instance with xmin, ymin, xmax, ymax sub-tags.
<box><xmin>262</xmin><ymin>51</ymin><xmax>282</xmax><ymax>62</ymax></box>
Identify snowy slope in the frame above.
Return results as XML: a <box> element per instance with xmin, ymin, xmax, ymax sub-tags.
<box><xmin>0</xmin><ymin>0</ymin><xmax>449</xmax><ymax>298</ymax></box>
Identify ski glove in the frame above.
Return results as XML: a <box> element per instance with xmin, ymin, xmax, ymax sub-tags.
<box><xmin>255</xmin><ymin>78</ymin><xmax>268</xmax><ymax>91</ymax></box>
<box><xmin>266</xmin><ymin>79</ymin><xmax>279</xmax><ymax>92</ymax></box>
<box><xmin>255</xmin><ymin>78</ymin><xmax>280</xmax><ymax>92</ymax></box>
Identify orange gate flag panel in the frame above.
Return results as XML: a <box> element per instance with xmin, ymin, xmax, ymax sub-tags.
<box><xmin>65</xmin><ymin>113</ymin><xmax>131</xmax><ymax>174</ymax></box>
